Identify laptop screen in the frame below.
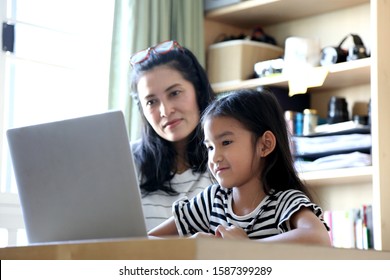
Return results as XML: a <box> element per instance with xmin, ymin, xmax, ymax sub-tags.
<box><xmin>7</xmin><ymin>111</ymin><xmax>147</xmax><ymax>244</ymax></box>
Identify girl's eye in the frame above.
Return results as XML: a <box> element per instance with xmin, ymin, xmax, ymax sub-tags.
<box><xmin>205</xmin><ymin>145</ymin><xmax>213</xmax><ymax>151</ymax></box>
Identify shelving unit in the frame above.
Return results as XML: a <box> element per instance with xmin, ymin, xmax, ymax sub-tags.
<box><xmin>211</xmin><ymin>57</ymin><xmax>370</xmax><ymax>93</ymax></box>
<box><xmin>205</xmin><ymin>0</ymin><xmax>369</xmax><ymax>27</ymax></box>
<box><xmin>204</xmin><ymin>0</ymin><xmax>390</xmax><ymax>251</ymax></box>
<box><xmin>300</xmin><ymin>166</ymin><xmax>372</xmax><ymax>187</ymax></box>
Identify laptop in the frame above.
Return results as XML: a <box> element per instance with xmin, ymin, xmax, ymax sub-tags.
<box><xmin>6</xmin><ymin>110</ymin><xmax>147</xmax><ymax>244</ymax></box>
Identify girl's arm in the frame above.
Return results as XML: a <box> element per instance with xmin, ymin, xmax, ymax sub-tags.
<box><xmin>262</xmin><ymin>207</ymin><xmax>331</xmax><ymax>246</ymax></box>
<box><xmin>148</xmin><ymin>216</ymin><xmax>179</xmax><ymax>237</ymax></box>
<box><xmin>216</xmin><ymin>208</ymin><xmax>332</xmax><ymax>246</ymax></box>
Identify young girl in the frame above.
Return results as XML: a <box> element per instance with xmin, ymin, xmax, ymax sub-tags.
<box><xmin>149</xmin><ymin>89</ymin><xmax>331</xmax><ymax>246</ymax></box>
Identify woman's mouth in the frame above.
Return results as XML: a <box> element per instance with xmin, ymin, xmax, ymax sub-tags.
<box><xmin>163</xmin><ymin>118</ymin><xmax>182</xmax><ymax>129</ymax></box>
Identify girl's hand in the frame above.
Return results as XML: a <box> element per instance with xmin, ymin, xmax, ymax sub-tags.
<box><xmin>190</xmin><ymin>232</ymin><xmax>218</xmax><ymax>239</ymax></box>
<box><xmin>215</xmin><ymin>225</ymin><xmax>249</xmax><ymax>240</ymax></box>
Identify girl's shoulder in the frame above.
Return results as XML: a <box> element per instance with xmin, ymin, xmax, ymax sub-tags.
<box><xmin>209</xmin><ymin>183</ymin><xmax>229</xmax><ymax>192</ymax></box>
<box><xmin>270</xmin><ymin>189</ymin><xmax>309</xmax><ymax>202</ymax></box>
<box><xmin>202</xmin><ymin>183</ymin><xmax>229</xmax><ymax>197</ymax></box>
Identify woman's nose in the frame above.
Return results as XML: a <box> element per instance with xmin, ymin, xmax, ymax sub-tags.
<box><xmin>159</xmin><ymin>101</ymin><xmax>174</xmax><ymax>117</ymax></box>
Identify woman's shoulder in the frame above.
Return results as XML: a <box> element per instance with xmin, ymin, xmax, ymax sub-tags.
<box><xmin>130</xmin><ymin>139</ymin><xmax>143</xmax><ymax>173</ymax></box>
<box><xmin>130</xmin><ymin>138</ymin><xmax>142</xmax><ymax>153</ymax></box>
<box><xmin>188</xmin><ymin>183</ymin><xmax>226</xmax><ymax>196</ymax></box>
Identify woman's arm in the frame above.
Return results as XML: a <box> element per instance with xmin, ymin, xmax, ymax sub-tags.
<box><xmin>215</xmin><ymin>208</ymin><xmax>332</xmax><ymax>246</ymax></box>
<box><xmin>148</xmin><ymin>216</ymin><xmax>179</xmax><ymax>237</ymax></box>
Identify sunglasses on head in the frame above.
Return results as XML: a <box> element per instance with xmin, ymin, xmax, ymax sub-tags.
<box><xmin>130</xmin><ymin>40</ymin><xmax>183</xmax><ymax>66</ymax></box>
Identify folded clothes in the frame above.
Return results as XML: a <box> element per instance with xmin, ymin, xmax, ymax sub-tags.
<box><xmin>314</xmin><ymin>120</ymin><xmax>369</xmax><ymax>134</ymax></box>
<box><xmin>293</xmin><ymin>133</ymin><xmax>371</xmax><ymax>156</ymax></box>
<box><xmin>295</xmin><ymin>151</ymin><xmax>372</xmax><ymax>172</ymax></box>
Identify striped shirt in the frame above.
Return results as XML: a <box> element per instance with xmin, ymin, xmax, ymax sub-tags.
<box><xmin>173</xmin><ymin>184</ymin><xmax>329</xmax><ymax>239</ymax></box>
<box><xmin>141</xmin><ymin>169</ymin><xmax>214</xmax><ymax>231</ymax></box>
<box><xmin>131</xmin><ymin>140</ymin><xmax>214</xmax><ymax>231</ymax></box>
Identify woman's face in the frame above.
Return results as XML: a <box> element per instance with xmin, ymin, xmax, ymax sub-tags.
<box><xmin>137</xmin><ymin>65</ymin><xmax>200</xmax><ymax>143</ymax></box>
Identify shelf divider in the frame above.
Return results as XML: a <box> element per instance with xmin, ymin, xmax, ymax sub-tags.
<box><xmin>300</xmin><ymin>166</ymin><xmax>373</xmax><ymax>187</ymax></box>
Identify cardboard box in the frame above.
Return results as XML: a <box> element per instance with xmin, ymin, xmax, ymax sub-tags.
<box><xmin>204</xmin><ymin>0</ymin><xmax>242</xmax><ymax>11</ymax></box>
<box><xmin>207</xmin><ymin>40</ymin><xmax>284</xmax><ymax>84</ymax></box>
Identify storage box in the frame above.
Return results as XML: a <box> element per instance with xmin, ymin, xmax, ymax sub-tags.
<box><xmin>207</xmin><ymin>40</ymin><xmax>284</xmax><ymax>84</ymax></box>
<box><xmin>204</xmin><ymin>0</ymin><xmax>242</xmax><ymax>11</ymax></box>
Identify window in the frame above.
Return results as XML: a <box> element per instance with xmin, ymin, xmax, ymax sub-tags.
<box><xmin>0</xmin><ymin>0</ymin><xmax>115</xmax><ymax>246</ymax></box>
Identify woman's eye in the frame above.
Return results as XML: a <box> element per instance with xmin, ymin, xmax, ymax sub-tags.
<box><xmin>170</xmin><ymin>90</ymin><xmax>181</xmax><ymax>97</ymax></box>
<box><xmin>222</xmin><ymin>140</ymin><xmax>232</xmax><ymax>146</ymax></box>
<box><xmin>146</xmin><ymin>99</ymin><xmax>156</xmax><ymax>107</ymax></box>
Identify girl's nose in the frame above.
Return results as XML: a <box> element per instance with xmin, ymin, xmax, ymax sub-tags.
<box><xmin>211</xmin><ymin>149</ymin><xmax>222</xmax><ymax>164</ymax></box>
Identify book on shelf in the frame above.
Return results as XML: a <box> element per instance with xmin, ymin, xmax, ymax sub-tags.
<box><xmin>324</xmin><ymin>205</ymin><xmax>374</xmax><ymax>250</ymax></box>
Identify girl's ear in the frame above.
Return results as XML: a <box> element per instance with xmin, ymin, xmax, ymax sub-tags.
<box><xmin>257</xmin><ymin>130</ymin><xmax>276</xmax><ymax>157</ymax></box>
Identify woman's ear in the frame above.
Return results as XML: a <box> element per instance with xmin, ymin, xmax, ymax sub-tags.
<box><xmin>257</xmin><ymin>130</ymin><xmax>276</xmax><ymax>157</ymax></box>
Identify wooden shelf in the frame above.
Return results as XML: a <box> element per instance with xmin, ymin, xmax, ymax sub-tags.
<box><xmin>205</xmin><ymin>0</ymin><xmax>369</xmax><ymax>27</ymax></box>
<box><xmin>211</xmin><ymin>57</ymin><xmax>370</xmax><ymax>93</ymax></box>
<box><xmin>300</xmin><ymin>166</ymin><xmax>373</xmax><ymax>188</ymax></box>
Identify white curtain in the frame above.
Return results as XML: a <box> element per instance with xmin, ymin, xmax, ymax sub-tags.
<box><xmin>108</xmin><ymin>0</ymin><xmax>205</xmax><ymax>141</ymax></box>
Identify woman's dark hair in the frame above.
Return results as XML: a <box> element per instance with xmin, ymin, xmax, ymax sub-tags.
<box><xmin>130</xmin><ymin>45</ymin><xmax>215</xmax><ymax>195</ymax></box>
<box><xmin>201</xmin><ymin>88</ymin><xmax>312</xmax><ymax>199</ymax></box>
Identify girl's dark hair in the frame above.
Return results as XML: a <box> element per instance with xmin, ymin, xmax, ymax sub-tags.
<box><xmin>201</xmin><ymin>88</ymin><xmax>312</xmax><ymax>199</ymax></box>
<box><xmin>130</xmin><ymin>45</ymin><xmax>215</xmax><ymax>195</ymax></box>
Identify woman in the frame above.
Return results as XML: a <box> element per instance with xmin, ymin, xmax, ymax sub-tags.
<box><xmin>129</xmin><ymin>40</ymin><xmax>215</xmax><ymax>230</ymax></box>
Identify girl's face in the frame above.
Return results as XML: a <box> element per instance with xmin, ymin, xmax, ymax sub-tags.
<box><xmin>137</xmin><ymin>66</ymin><xmax>200</xmax><ymax>144</ymax></box>
<box><xmin>203</xmin><ymin>116</ymin><xmax>263</xmax><ymax>190</ymax></box>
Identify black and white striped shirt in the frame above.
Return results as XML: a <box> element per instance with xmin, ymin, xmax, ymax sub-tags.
<box><xmin>141</xmin><ymin>170</ymin><xmax>214</xmax><ymax>231</ymax></box>
<box><xmin>173</xmin><ymin>184</ymin><xmax>329</xmax><ymax>239</ymax></box>
<box><xmin>131</xmin><ymin>140</ymin><xmax>214</xmax><ymax>231</ymax></box>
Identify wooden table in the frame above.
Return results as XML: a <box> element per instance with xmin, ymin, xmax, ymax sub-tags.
<box><xmin>1</xmin><ymin>238</ymin><xmax>390</xmax><ymax>260</ymax></box>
